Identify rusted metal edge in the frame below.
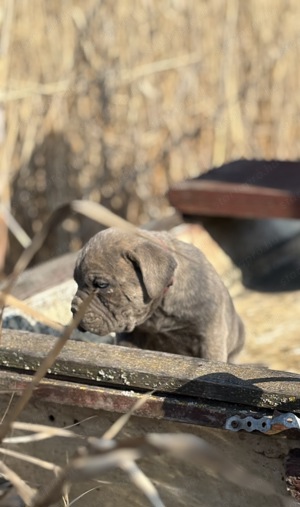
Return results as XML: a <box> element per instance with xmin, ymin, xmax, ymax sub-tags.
<box><xmin>285</xmin><ymin>449</ymin><xmax>300</xmax><ymax>501</ymax></box>
<box><xmin>167</xmin><ymin>180</ymin><xmax>300</xmax><ymax>219</ymax></box>
<box><xmin>2</xmin><ymin>330</ymin><xmax>300</xmax><ymax>413</ymax></box>
<box><xmin>0</xmin><ymin>369</ymin><xmax>285</xmax><ymax>431</ymax></box>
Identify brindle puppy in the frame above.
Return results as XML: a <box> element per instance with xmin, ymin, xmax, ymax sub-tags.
<box><xmin>71</xmin><ymin>228</ymin><xmax>244</xmax><ymax>362</ymax></box>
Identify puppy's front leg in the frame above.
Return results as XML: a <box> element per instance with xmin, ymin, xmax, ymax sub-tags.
<box><xmin>199</xmin><ymin>316</ymin><xmax>229</xmax><ymax>363</ymax></box>
<box><xmin>200</xmin><ymin>338</ymin><xmax>228</xmax><ymax>362</ymax></box>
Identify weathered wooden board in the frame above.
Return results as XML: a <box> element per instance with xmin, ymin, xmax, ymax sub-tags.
<box><xmin>2</xmin><ymin>330</ymin><xmax>300</xmax><ymax>413</ymax></box>
<box><xmin>168</xmin><ymin>160</ymin><xmax>300</xmax><ymax>219</ymax></box>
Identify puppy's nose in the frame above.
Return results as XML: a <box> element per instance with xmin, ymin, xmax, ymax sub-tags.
<box><xmin>71</xmin><ymin>294</ymin><xmax>80</xmax><ymax>315</ymax></box>
<box><xmin>71</xmin><ymin>297</ymin><xmax>79</xmax><ymax>315</ymax></box>
<box><xmin>71</xmin><ymin>304</ymin><xmax>77</xmax><ymax>315</ymax></box>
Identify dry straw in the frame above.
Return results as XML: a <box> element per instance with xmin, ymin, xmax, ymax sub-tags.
<box><xmin>2</xmin><ymin>1</ymin><xmax>300</xmax><ymax>268</ymax></box>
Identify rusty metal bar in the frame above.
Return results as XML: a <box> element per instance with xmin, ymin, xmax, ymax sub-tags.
<box><xmin>0</xmin><ymin>369</ymin><xmax>280</xmax><ymax>430</ymax></box>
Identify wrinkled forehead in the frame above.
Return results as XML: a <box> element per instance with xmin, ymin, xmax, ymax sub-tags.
<box><xmin>81</xmin><ymin>229</ymin><xmax>139</xmax><ymax>257</ymax></box>
<box><xmin>75</xmin><ymin>231</ymin><xmax>131</xmax><ymax>274</ymax></box>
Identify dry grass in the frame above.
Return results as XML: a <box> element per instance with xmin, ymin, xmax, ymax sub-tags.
<box><xmin>1</xmin><ymin>422</ymin><xmax>294</xmax><ymax>507</ymax></box>
<box><xmin>1</xmin><ymin>0</ymin><xmax>300</xmax><ymax>269</ymax></box>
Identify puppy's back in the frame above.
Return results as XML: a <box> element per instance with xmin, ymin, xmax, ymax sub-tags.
<box><xmin>167</xmin><ymin>234</ymin><xmax>245</xmax><ymax>360</ymax></box>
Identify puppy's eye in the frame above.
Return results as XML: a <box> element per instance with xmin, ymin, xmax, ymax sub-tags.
<box><xmin>93</xmin><ymin>280</ymin><xmax>110</xmax><ymax>290</ymax></box>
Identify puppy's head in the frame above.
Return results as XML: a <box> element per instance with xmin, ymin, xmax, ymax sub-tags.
<box><xmin>71</xmin><ymin>228</ymin><xmax>177</xmax><ymax>336</ymax></box>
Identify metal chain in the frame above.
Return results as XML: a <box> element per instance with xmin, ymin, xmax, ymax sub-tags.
<box><xmin>225</xmin><ymin>412</ymin><xmax>300</xmax><ymax>434</ymax></box>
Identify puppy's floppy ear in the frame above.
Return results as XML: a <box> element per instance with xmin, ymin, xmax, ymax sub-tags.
<box><xmin>125</xmin><ymin>241</ymin><xmax>177</xmax><ymax>299</ymax></box>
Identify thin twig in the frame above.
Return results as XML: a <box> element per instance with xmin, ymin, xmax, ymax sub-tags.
<box><xmin>0</xmin><ymin>292</ymin><xmax>64</xmax><ymax>332</ymax></box>
<box><xmin>121</xmin><ymin>460</ymin><xmax>165</xmax><ymax>507</ymax></box>
<box><xmin>0</xmin><ymin>81</ymin><xmax>69</xmax><ymax>102</ymax></box>
<box><xmin>102</xmin><ymin>391</ymin><xmax>154</xmax><ymax>441</ymax></box>
<box><xmin>119</xmin><ymin>52</ymin><xmax>203</xmax><ymax>84</ymax></box>
<box><xmin>0</xmin><ymin>447</ymin><xmax>61</xmax><ymax>472</ymax></box>
<box><xmin>68</xmin><ymin>487</ymin><xmax>101</xmax><ymax>507</ymax></box>
<box><xmin>0</xmin><ymin>461</ymin><xmax>35</xmax><ymax>506</ymax></box>
<box><xmin>0</xmin><ymin>206</ymin><xmax>31</xmax><ymax>248</ymax></box>
<box><xmin>0</xmin><ymin>392</ymin><xmax>14</xmax><ymax>424</ymax></box>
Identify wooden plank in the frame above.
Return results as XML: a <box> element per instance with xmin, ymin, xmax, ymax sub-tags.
<box><xmin>168</xmin><ymin>159</ymin><xmax>300</xmax><ymax>219</ymax></box>
<box><xmin>2</xmin><ymin>330</ymin><xmax>300</xmax><ymax>412</ymax></box>
<box><xmin>168</xmin><ymin>180</ymin><xmax>300</xmax><ymax>219</ymax></box>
